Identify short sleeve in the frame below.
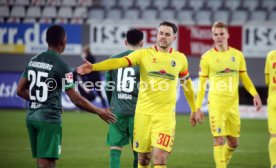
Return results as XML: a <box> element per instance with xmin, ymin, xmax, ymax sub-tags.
<box><xmin>59</xmin><ymin>62</ymin><xmax>75</xmax><ymax>90</ymax></box>
<box><xmin>199</xmin><ymin>55</ymin><xmax>209</xmax><ymax>77</ymax></box>
<box><xmin>239</xmin><ymin>53</ymin><xmax>247</xmax><ymax>72</ymax></box>
<box><xmin>179</xmin><ymin>54</ymin><xmax>190</xmax><ymax>79</ymax></box>
<box><xmin>126</xmin><ymin>49</ymin><xmax>142</xmax><ymax>66</ymax></box>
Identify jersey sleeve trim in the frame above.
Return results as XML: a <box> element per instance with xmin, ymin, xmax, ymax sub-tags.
<box><xmin>125</xmin><ymin>57</ymin><xmax>132</xmax><ymax>67</ymax></box>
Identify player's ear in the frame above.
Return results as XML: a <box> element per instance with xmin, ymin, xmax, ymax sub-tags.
<box><xmin>139</xmin><ymin>41</ymin><xmax>143</xmax><ymax>47</ymax></box>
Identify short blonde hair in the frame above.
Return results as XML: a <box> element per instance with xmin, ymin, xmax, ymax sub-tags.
<box><xmin>212</xmin><ymin>21</ymin><xmax>228</xmax><ymax>32</ymax></box>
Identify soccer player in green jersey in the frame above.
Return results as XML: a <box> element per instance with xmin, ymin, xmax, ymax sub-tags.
<box><xmin>16</xmin><ymin>25</ymin><xmax>116</xmax><ymax>168</ymax></box>
<box><xmin>265</xmin><ymin>50</ymin><xmax>276</xmax><ymax>168</ymax></box>
<box><xmin>105</xmin><ymin>29</ymin><xmax>144</xmax><ymax>168</ymax></box>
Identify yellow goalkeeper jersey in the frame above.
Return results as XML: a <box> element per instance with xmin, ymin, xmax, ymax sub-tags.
<box><xmin>199</xmin><ymin>47</ymin><xmax>246</xmax><ymax>105</ymax></box>
<box><xmin>265</xmin><ymin>50</ymin><xmax>276</xmax><ymax>101</ymax></box>
<box><xmin>126</xmin><ymin>46</ymin><xmax>189</xmax><ymax>115</ymax></box>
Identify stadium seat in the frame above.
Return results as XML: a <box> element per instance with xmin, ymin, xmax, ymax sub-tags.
<box><xmin>26</xmin><ymin>6</ymin><xmax>41</xmax><ymax>18</ymax></box>
<box><xmin>42</xmin><ymin>6</ymin><xmax>57</xmax><ymax>18</ymax></box>
<box><xmin>7</xmin><ymin>17</ymin><xmax>21</xmax><ymax>23</ymax></box>
<box><xmin>10</xmin><ymin>6</ymin><xmax>25</xmax><ymax>18</ymax></box>
<box><xmin>230</xmin><ymin>10</ymin><xmax>248</xmax><ymax>25</ymax></box>
<box><xmin>30</xmin><ymin>0</ymin><xmax>46</xmax><ymax>6</ymax></box>
<box><xmin>243</xmin><ymin>0</ymin><xmax>259</xmax><ymax>11</ymax></box>
<box><xmin>262</xmin><ymin>0</ymin><xmax>276</xmax><ymax>11</ymax></box>
<box><xmin>39</xmin><ymin>17</ymin><xmax>52</xmax><ymax>23</ymax></box>
<box><xmin>61</xmin><ymin>0</ymin><xmax>76</xmax><ymax>7</ymax></box>
<box><xmin>194</xmin><ymin>10</ymin><xmax>212</xmax><ymax>25</ymax></box>
<box><xmin>55</xmin><ymin>18</ymin><xmax>69</xmax><ymax>24</ymax></box>
<box><xmin>123</xmin><ymin>8</ymin><xmax>140</xmax><ymax>20</ymax></box>
<box><xmin>118</xmin><ymin>0</ymin><xmax>134</xmax><ymax>10</ymax></box>
<box><xmin>134</xmin><ymin>0</ymin><xmax>152</xmax><ymax>10</ymax></box>
<box><xmin>177</xmin><ymin>10</ymin><xmax>194</xmax><ymax>24</ymax></box>
<box><xmin>14</xmin><ymin>0</ymin><xmax>30</xmax><ymax>6</ymax></box>
<box><xmin>249</xmin><ymin>10</ymin><xmax>267</xmax><ymax>22</ymax></box>
<box><xmin>88</xmin><ymin>6</ymin><xmax>105</xmax><ymax>20</ymax></box>
<box><xmin>73</xmin><ymin>7</ymin><xmax>87</xmax><ymax>19</ymax></box>
<box><xmin>152</xmin><ymin>0</ymin><xmax>170</xmax><ymax>10</ymax></box>
<box><xmin>171</xmin><ymin>0</ymin><xmax>187</xmax><ymax>11</ymax></box>
<box><xmin>225</xmin><ymin>0</ymin><xmax>240</xmax><ymax>11</ymax></box>
<box><xmin>140</xmin><ymin>8</ymin><xmax>158</xmax><ymax>20</ymax></box>
<box><xmin>189</xmin><ymin>0</ymin><xmax>205</xmax><ymax>11</ymax></box>
<box><xmin>106</xmin><ymin>7</ymin><xmax>123</xmax><ymax>20</ymax></box>
<box><xmin>57</xmin><ymin>7</ymin><xmax>73</xmax><ymax>18</ymax></box>
<box><xmin>206</xmin><ymin>0</ymin><xmax>224</xmax><ymax>11</ymax></box>
<box><xmin>46</xmin><ymin>0</ymin><xmax>61</xmax><ymax>6</ymax></box>
<box><xmin>0</xmin><ymin>6</ymin><xmax>9</xmax><ymax>17</ymax></box>
<box><xmin>23</xmin><ymin>18</ymin><xmax>37</xmax><ymax>23</ymax></box>
<box><xmin>159</xmin><ymin>8</ymin><xmax>176</xmax><ymax>21</ymax></box>
<box><xmin>77</xmin><ymin>0</ymin><xmax>93</xmax><ymax>7</ymax></box>
<box><xmin>101</xmin><ymin>0</ymin><xmax>117</xmax><ymax>9</ymax></box>
<box><xmin>212</xmin><ymin>10</ymin><xmax>230</xmax><ymax>24</ymax></box>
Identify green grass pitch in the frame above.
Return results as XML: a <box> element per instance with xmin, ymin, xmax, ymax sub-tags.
<box><xmin>0</xmin><ymin>110</ymin><xmax>269</xmax><ymax>168</ymax></box>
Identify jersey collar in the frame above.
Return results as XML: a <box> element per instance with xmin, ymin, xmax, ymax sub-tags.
<box><xmin>214</xmin><ymin>46</ymin><xmax>230</xmax><ymax>52</ymax></box>
<box><xmin>154</xmin><ymin>45</ymin><xmax>173</xmax><ymax>53</ymax></box>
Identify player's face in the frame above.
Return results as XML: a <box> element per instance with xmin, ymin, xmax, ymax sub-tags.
<box><xmin>212</xmin><ymin>27</ymin><xmax>229</xmax><ymax>47</ymax></box>
<box><xmin>157</xmin><ymin>25</ymin><xmax>176</xmax><ymax>49</ymax></box>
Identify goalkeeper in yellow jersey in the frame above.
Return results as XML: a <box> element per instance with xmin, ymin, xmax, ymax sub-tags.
<box><xmin>78</xmin><ymin>21</ymin><xmax>203</xmax><ymax>168</ymax></box>
<box><xmin>195</xmin><ymin>21</ymin><xmax>262</xmax><ymax>168</ymax></box>
<box><xmin>265</xmin><ymin>50</ymin><xmax>276</xmax><ymax>168</ymax></box>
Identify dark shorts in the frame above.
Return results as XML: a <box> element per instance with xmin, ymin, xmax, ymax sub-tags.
<box><xmin>26</xmin><ymin>120</ymin><xmax>62</xmax><ymax>159</ymax></box>
<box><xmin>106</xmin><ymin>114</ymin><xmax>134</xmax><ymax>147</ymax></box>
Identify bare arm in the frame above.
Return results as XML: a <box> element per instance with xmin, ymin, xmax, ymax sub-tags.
<box><xmin>65</xmin><ymin>88</ymin><xmax>116</xmax><ymax>123</ymax></box>
<box><xmin>16</xmin><ymin>77</ymin><xmax>30</xmax><ymax>100</ymax></box>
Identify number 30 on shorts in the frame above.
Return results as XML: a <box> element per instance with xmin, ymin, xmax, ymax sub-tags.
<box><xmin>157</xmin><ymin>133</ymin><xmax>171</xmax><ymax>147</ymax></box>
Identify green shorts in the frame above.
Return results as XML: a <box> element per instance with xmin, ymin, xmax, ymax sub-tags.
<box><xmin>26</xmin><ymin>120</ymin><xmax>62</xmax><ymax>159</ymax></box>
<box><xmin>106</xmin><ymin>114</ymin><xmax>134</xmax><ymax>147</ymax></box>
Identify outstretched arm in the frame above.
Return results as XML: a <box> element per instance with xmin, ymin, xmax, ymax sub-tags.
<box><xmin>66</xmin><ymin>88</ymin><xmax>117</xmax><ymax>123</ymax></box>
<box><xmin>77</xmin><ymin>57</ymin><xmax>130</xmax><ymax>75</ymax></box>
<box><xmin>240</xmin><ymin>72</ymin><xmax>262</xmax><ymax>111</ymax></box>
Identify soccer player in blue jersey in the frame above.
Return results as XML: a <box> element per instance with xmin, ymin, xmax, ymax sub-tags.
<box><xmin>105</xmin><ymin>28</ymin><xmax>144</xmax><ymax>168</ymax></box>
<box><xmin>17</xmin><ymin>25</ymin><xmax>116</xmax><ymax>168</ymax></box>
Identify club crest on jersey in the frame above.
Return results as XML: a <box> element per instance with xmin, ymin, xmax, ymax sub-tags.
<box><xmin>171</xmin><ymin>60</ymin><xmax>176</xmax><ymax>67</ymax></box>
<box><xmin>231</xmin><ymin>56</ymin><xmax>235</xmax><ymax>62</ymax></box>
<box><xmin>134</xmin><ymin>141</ymin><xmax>139</xmax><ymax>148</ymax></box>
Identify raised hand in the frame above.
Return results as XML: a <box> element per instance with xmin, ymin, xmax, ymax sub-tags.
<box><xmin>77</xmin><ymin>59</ymin><xmax>93</xmax><ymax>75</ymax></box>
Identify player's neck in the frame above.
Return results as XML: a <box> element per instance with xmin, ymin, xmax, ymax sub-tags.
<box><xmin>48</xmin><ymin>46</ymin><xmax>62</xmax><ymax>55</ymax></box>
<box><xmin>215</xmin><ymin>44</ymin><xmax>228</xmax><ymax>52</ymax></box>
<box><xmin>127</xmin><ymin>45</ymin><xmax>141</xmax><ymax>51</ymax></box>
<box><xmin>156</xmin><ymin>45</ymin><xmax>171</xmax><ymax>53</ymax></box>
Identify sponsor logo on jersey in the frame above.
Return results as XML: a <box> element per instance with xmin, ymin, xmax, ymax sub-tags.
<box><xmin>231</xmin><ymin>56</ymin><xmax>235</xmax><ymax>62</ymax></box>
<box><xmin>171</xmin><ymin>60</ymin><xmax>176</xmax><ymax>67</ymax></box>
<box><xmin>65</xmin><ymin>72</ymin><xmax>73</xmax><ymax>83</ymax></box>
<box><xmin>148</xmin><ymin>71</ymin><xmax>175</xmax><ymax>80</ymax></box>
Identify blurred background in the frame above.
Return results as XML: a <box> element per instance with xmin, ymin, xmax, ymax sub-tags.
<box><xmin>0</xmin><ymin>0</ymin><xmax>275</xmax><ymax>117</ymax></box>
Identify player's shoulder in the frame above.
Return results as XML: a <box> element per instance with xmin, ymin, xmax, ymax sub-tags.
<box><xmin>110</xmin><ymin>50</ymin><xmax>134</xmax><ymax>59</ymax></box>
<box><xmin>201</xmin><ymin>48</ymin><xmax>215</xmax><ymax>59</ymax></box>
<box><xmin>267</xmin><ymin>50</ymin><xmax>276</xmax><ymax>58</ymax></box>
<box><xmin>228</xmin><ymin>47</ymin><xmax>243</xmax><ymax>56</ymax></box>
